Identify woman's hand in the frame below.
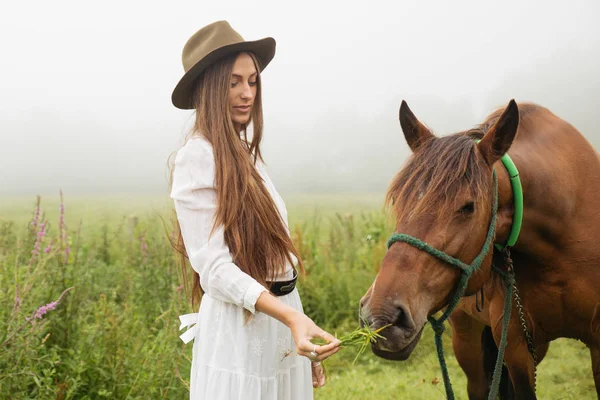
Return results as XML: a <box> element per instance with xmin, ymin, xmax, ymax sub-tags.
<box><xmin>254</xmin><ymin>291</ymin><xmax>340</xmax><ymax>388</ymax></box>
<box><xmin>311</xmin><ymin>361</ymin><xmax>326</xmax><ymax>388</ymax></box>
<box><xmin>287</xmin><ymin>311</ymin><xmax>341</xmax><ymax>362</ymax></box>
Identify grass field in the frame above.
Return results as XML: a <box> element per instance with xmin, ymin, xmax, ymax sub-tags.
<box><xmin>0</xmin><ymin>192</ymin><xmax>596</xmax><ymax>399</ymax></box>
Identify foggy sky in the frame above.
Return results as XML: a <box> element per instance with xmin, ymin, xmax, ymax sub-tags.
<box><xmin>1</xmin><ymin>0</ymin><xmax>599</xmax><ymax>197</ymax></box>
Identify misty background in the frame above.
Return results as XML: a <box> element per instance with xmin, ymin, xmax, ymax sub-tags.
<box><xmin>1</xmin><ymin>0</ymin><xmax>599</xmax><ymax>197</ymax></box>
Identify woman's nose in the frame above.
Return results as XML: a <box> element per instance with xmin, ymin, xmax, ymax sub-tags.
<box><xmin>241</xmin><ymin>83</ymin><xmax>253</xmax><ymax>100</ymax></box>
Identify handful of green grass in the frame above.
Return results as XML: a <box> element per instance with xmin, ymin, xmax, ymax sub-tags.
<box><xmin>313</xmin><ymin>323</ymin><xmax>391</xmax><ymax>364</ymax></box>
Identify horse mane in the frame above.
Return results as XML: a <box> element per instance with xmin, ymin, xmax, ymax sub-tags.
<box><xmin>384</xmin><ymin>104</ymin><xmax>538</xmax><ymax>222</ymax></box>
<box><xmin>465</xmin><ymin>102</ymin><xmax>538</xmax><ymax>138</ymax></box>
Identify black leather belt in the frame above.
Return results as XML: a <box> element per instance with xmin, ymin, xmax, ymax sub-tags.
<box><xmin>267</xmin><ymin>270</ymin><xmax>297</xmax><ymax>296</ymax></box>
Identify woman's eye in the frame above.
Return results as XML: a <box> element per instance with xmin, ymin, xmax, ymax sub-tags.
<box><xmin>459</xmin><ymin>202</ymin><xmax>475</xmax><ymax>214</ymax></box>
<box><xmin>231</xmin><ymin>82</ymin><xmax>238</xmax><ymax>88</ymax></box>
<box><xmin>249</xmin><ymin>81</ymin><xmax>257</xmax><ymax>86</ymax></box>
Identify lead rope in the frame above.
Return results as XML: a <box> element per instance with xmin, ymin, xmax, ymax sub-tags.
<box><xmin>487</xmin><ymin>250</ymin><xmax>515</xmax><ymax>400</ymax></box>
<box><xmin>506</xmin><ymin>247</ymin><xmax>538</xmax><ymax>392</ymax></box>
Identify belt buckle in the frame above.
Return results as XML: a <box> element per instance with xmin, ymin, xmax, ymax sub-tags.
<box><xmin>278</xmin><ymin>281</ymin><xmax>295</xmax><ymax>295</ymax></box>
<box><xmin>270</xmin><ymin>270</ymin><xmax>298</xmax><ymax>296</ymax></box>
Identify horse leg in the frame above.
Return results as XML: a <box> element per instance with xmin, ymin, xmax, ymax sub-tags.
<box><xmin>449</xmin><ymin>310</ymin><xmax>488</xmax><ymax>399</ymax></box>
<box><xmin>535</xmin><ymin>342</ymin><xmax>548</xmax><ymax>362</ymax></box>
<box><xmin>590</xmin><ymin>302</ymin><xmax>600</xmax><ymax>397</ymax></box>
<box><xmin>498</xmin><ymin>343</ymin><xmax>537</xmax><ymax>399</ymax></box>
<box><xmin>591</xmin><ymin>346</ymin><xmax>600</xmax><ymax>397</ymax></box>
<box><xmin>490</xmin><ymin>316</ymin><xmax>537</xmax><ymax>400</ymax></box>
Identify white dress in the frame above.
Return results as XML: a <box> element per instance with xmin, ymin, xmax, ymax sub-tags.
<box><xmin>170</xmin><ymin>136</ymin><xmax>313</xmax><ymax>400</ymax></box>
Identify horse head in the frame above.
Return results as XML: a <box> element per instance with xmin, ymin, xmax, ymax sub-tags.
<box><xmin>359</xmin><ymin>99</ymin><xmax>519</xmax><ymax>361</ymax></box>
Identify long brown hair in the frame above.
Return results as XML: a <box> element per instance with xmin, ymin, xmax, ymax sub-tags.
<box><xmin>167</xmin><ymin>52</ymin><xmax>303</xmax><ymax>308</ymax></box>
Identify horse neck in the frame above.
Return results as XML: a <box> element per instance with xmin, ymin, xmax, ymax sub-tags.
<box><xmin>496</xmin><ymin>124</ymin><xmax>600</xmax><ymax>272</ymax></box>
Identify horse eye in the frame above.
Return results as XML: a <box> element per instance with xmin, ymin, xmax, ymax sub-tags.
<box><xmin>459</xmin><ymin>202</ymin><xmax>475</xmax><ymax>214</ymax></box>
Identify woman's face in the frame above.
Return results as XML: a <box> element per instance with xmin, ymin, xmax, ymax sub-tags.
<box><xmin>229</xmin><ymin>52</ymin><xmax>258</xmax><ymax>132</ymax></box>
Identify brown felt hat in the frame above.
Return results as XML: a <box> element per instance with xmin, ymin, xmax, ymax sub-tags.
<box><xmin>172</xmin><ymin>20</ymin><xmax>276</xmax><ymax>110</ymax></box>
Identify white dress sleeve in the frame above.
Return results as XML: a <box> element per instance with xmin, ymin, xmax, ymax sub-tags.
<box><xmin>170</xmin><ymin>138</ymin><xmax>268</xmax><ymax>314</ymax></box>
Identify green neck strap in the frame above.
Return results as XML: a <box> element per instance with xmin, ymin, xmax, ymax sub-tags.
<box><xmin>496</xmin><ymin>152</ymin><xmax>523</xmax><ymax>250</ymax></box>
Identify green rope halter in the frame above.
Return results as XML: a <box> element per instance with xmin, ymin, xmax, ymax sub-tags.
<box><xmin>386</xmin><ymin>171</ymin><xmax>514</xmax><ymax>400</ymax></box>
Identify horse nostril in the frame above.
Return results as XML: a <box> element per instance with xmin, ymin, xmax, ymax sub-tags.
<box><xmin>358</xmin><ymin>306</ymin><xmax>371</xmax><ymax>328</ymax></box>
<box><xmin>359</xmin><ymin>316</ymin><xmax>366</xmax><ymax>328</ymax></box>
<box><xmin>394</xmin><ymin>303</ymin><xmax>413</xmax><ymax>331</ymax></box>
<box><xmin>360</xmin><ymin>294</ymin><xmax>370</xmax><ymax>309</ymax></box>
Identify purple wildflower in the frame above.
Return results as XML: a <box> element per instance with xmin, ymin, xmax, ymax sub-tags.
<box><xmin>44</xmin><ymin>244</ymin><xmax>52</xmax><ymax>254</ymax></box>
<box><xmin>59</xmin><ymin>203</ymin><xmax>64</xmax><ymax>239</ymax></box>
<box><xmin>29</xmin><ymin>220</ymin><xmax>47</xmax><ymax>265</ymax></box>
<box><xmin>30</xmin><ymin>196</ymin><xmax>41</xmax><ymax>231</ymax></box>
<box><xmin>27</xmin><ymin>287</ymin><xmax>73</xmax><ymax>322</ymax></box>
<box><xmin>32</xmin><ymin>301</ymin><xmax>58</xmax><ymax>319</ymax></box>
<box><xmin>59</xmin><ymin>191</ymin><xmax>65</xmax><ymax>242</ymax></box>
<box><xmin>37</xmin><ymin>222</ymin><xmax>46</xmax><ymax>240</ymax></box>
<box><xmin>59</xmin><ymin>190</ymin><xmax>70</xmax><ymax>263</ymax></box>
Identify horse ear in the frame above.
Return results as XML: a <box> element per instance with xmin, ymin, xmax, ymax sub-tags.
<box><xmin>399</xmin><ymin>100</ymin><xmax>435</xmax><ymax>152</ymax></box>
<box><xmin>477</xmin><ymin>99</ymin><xmax>520</xmax><ymax>166</ymax></box>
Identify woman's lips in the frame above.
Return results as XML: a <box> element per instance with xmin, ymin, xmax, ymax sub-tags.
<box><xmin>234</xmin><ymin>105</ymin><xmax>251</xmax><ymax>112</ymax></box>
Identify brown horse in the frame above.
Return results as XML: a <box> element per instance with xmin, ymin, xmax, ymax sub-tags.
<box><xmin>359</xmin><ymin>100</ymin><xmax>600</xmax><ymax>399</ymax></box>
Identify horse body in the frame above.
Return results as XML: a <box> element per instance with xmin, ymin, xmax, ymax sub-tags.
<box><xmin>493</xmin><ymin>104</ymin><xmax>600</xmax><ymax>341</ymax></box>
<box><xmin>360</xmin><ymin>101</ymin><xmax>600</xmax><ymax>399</ymax></box>
<box><xmin>486</xmin><ymin>105</ymin><xmax>600</xmax><ymax>398</ymax></box>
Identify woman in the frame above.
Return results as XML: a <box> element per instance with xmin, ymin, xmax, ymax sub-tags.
<box><xmin>168</xmin><ymin>21</ymin><xmax>341</xmax><ymax>400</ymax></box>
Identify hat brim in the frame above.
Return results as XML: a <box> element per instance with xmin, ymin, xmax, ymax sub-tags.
<box><xmin>171</xmin><ymin>37</ymin><xmax>276</xmax><ymax>110</ymax></box>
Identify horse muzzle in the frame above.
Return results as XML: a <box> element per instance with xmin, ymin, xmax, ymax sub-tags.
<box><xmin>359</xmin><ymin>299</ymin><xmax>424</xmax><ymax>360</ymax></box>
<box><xmin>370</xmin><ymin>325</ymin><xmax>424</xmax><ymax>360</ymax></box>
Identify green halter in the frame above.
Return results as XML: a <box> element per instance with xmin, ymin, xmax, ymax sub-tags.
<box><xmin>385</xmin><ymin>151</ymin><xmax>523</xmax><ymax>400</ymax></box>
<box><xmin>387</xmin><ymin>170</ymin><xmax>499</xmax><ymax>323</ymax></box>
